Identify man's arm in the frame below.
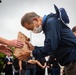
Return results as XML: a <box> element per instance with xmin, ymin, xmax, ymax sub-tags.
<box><xmin>0</xmin><ymin>37</ymin><xmax>9</xmax><ymax>45</ymax></box>
<box><xmin>0</xmin><ymin>37</ymin><xmax>23</xmax><ymax>48</ymax></box>
<box><xmin>0</xmin><ymin>37</ymin><xmax>23</xmax><ymax>55</ymax></box>
<box><xmin>0</xmin><ymin>45</ymin><xmax>12</xmax><ymax>55</ymax></box>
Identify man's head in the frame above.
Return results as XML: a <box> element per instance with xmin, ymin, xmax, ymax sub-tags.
<box><xmin>21</xmin><ymin>12</ymin><xmax>43</xmax><ymax>33</ymax></box>
<box><xmin>72</xmin><ymin>26</ymin><xmax>76</xmax><ymax>36</ymax></box>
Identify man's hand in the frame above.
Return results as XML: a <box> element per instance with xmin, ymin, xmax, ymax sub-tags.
<box><xmin>17</xmin><ymin>49</ymin><xmax>31</xmax><ymax>60</ymax></box>
<box><xmin>14</xmin><ymin>41</ymin><xmax>35</xmax><ymax>60</ymax></box>
<box><xmin>0</xmin><ymin>45</ymin><xmax>12</xmax><ymax>55</ymax></box>
<box><xmin>25</xmin><ymin>41</ymin><xmax>35</xmax><ymax>51</ymax></box>
<box><xmin>8</xmin><ymin>40</ymin><xmax>24</xmax><ymax>48</ymax></box>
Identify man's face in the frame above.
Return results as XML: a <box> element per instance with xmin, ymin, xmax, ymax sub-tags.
<box><xmin>23</xmin><ymin>23</ymin><xmax>34</xmax><ymax>31</ymax></box>
<box><xmin>23</xmin><ymin>18</ymin><xmax>42</xmax><ymax>33</ymax></box>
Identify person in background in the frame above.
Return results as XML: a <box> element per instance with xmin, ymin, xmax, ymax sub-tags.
<box><xmin>24</xmin><ymin>56</ymin><xmax>46</xmax><ymax>75</ymax></box>
<box><xmin>46</xmin><ymin>56</ymin><xmax>52</xmax><ymax>75</ymax></box>
<box><xmin>13</xmin><ymin>58</ymin><xmax>26</xmax><ymax>75</ymax></box>
<box><xmin>72</xmin><ymin>26</ymin><xmax>76</xmax><ymax>35</ymax></box>
<box><xmin>0</xmin><ymin>37</ymin><xmax>23</xmax><ymax>55</ymax></box>
<box><xmin>4</xmin><ymin>54</ymin><xmax>13</xmax><ymax>75</ymax></box>
<box><xmin>13</xmin><ymin>58</ymin><xmax>20</xmax><ymax>75</ymax></box>
<box><xmin>36</xmin><ymin>57</ymin><xmax>46</xmax><ymax>75</ymax></box>
<box><xmin>25</xmin><ymin>56</ymin><xmax>36</xmax><ymax>75</ymax></box>
<box><xmin>49</xmin><ymin>55</ymin><xmax>60</xmax><ymax>75</ymax></box>
<box><xmin>19</xmin><ymin>60</ymin><xmax>26</xmax><ymax>75</ymax></box>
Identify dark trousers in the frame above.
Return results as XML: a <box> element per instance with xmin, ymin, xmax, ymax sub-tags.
<box><xmin>51</xmin><ymin>67</ymin><xmax>60</xmax><ymax>75</ymax></box>
<box><xmin>14</xmin><ymin>70</ymin><xmax>26</xmax><ymax>75</ymax></box>
<box><xmin>14</xmin><ymin>72</ymin><xmax>19</xmax><ymax>75</ymax></box>
<box><xmin>36</xmin><ymin>70</ymin><xmax>45</xmax><ymax>75</ymax></box>
<box><xmin>5</xmin><ymin>71</ymin><xmax>13</xmax><ymax>75</ymax></box>
<box><xmin>25</xmin><ymin>69</ymin><xmax>36</xmax><ymax>75</ymax></box>
<box><xmin>65</xmin><ymin>62</ymin><xmax>76</xmax><ymax>75</ymax></box>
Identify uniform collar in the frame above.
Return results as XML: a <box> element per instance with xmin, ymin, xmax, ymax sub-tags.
<box><xmin>42</xmin><ymin>15</ymin><xmax>47</xmax><ymax>25</ymax></box>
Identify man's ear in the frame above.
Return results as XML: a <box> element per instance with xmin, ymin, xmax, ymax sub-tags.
<box><xmin>32</xmin><ymin>17</ymin><xmax>38</xmax><ymax>22</ymax></box>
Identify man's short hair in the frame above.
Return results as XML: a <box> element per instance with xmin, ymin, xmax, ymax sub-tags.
<box><xmin>21</xmin><ymin>12</ymin><xmax>40</xmax><ymax>26</ymax></box>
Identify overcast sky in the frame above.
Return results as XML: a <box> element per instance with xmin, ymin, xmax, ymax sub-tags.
<box><xmin>0</xmin><ymin>0</ymin><xmax>76</xmax><ymax>46</ymax></box>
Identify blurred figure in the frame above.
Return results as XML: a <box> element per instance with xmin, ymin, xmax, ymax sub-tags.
<box><xmin>13</xmin><ymin>58</ymin><xmax>20</xmax><ymax>75</ymax></box>
<box><xmin>20</xmin><ymin>60</ymin><xmax>26</xmax><ymax>75</ymax></box>
<box><xmin>47</xmin><ymin>55</ymin><xmax>60</xmax><ymax>75</ymax></box>
<box><xmin>72</xmin><ymin>26</ymin><xmax>76</xmax><ymax>35</ymax></box>
<box><xmin>36</xmin><ymin>57</ymin><xmax>46</xmax><ymax>75</ymax></box>
<box><xmin>13</xmin><ymin>58</ymin><xmax>26</xmax><ymax>75</ymax></box>
<box><xmin>46</xmin><ymin>56</ymin><xmax>52</xmax><ymax>75</ymax></box>
<box><xmin>25</xmin><ymin>56</ymin><xmax>36</xmax><ymax>75</ymax></box>
<box><xmin>4</xmin><ymin>54</ymin><xmax>13</xmax><ymax>75</ymax></box>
